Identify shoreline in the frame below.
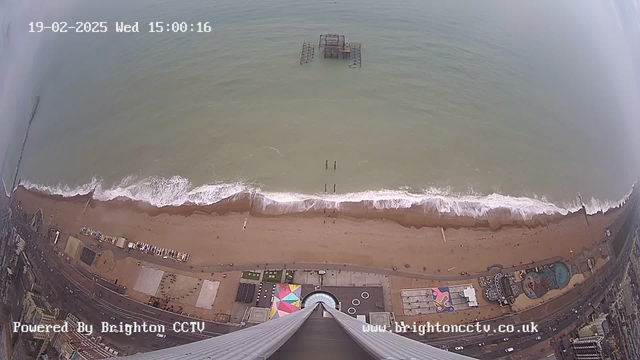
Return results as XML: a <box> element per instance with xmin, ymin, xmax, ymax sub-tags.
<box><xmin>21</xmin><ymin>176</ymin><xmax>634</xmax><ymax>222</ymax></box>
<box><xmin>14</xmin><ymin>185</ymin><xmax>632</xmax><ymax>231</ymax></box>
<box><xmin>10</xmin><ymin>185</ymin><xmax>633</xmax><ymax>276</ymax></box>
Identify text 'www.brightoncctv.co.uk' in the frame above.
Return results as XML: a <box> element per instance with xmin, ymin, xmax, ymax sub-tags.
<box><xmin>363</xmin><ymin>321</ymin><xmax>539</xmax><ymax>336</ymax></box>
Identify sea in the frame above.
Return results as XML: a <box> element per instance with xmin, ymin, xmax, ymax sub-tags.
<box><xmin>1</xmin><ymin>0</ymin><xmax>639</xmax><ymax>218</ymax></box>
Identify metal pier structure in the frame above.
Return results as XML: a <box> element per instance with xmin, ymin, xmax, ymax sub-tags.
<box><xmin>299</xmin><ymin>34</ymin><xmax>362</xmax><ymax>68</ymax></box>
<box><xmin>319</xmin><ymin>34</ymin><xmax>349</xmax><ymax>59</ymax></box>
<box><xmin>349</xmin><ymin>42</ymin><xmax>362</xmax><ymax>68</ymax></box>
<box><xmin>299</xmin><ymin>40</ymin><xmax>315</xmax><ymax>64</ymax></box>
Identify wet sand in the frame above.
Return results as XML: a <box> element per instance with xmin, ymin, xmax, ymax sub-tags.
<box><xmin>12</xmin><ymin>186</ymin><xmax>632</xmax><ymax>276</ymax></box>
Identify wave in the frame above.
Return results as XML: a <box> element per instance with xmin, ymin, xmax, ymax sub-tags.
<box><xmin>21</xmin><ymin>176</ymin><xmax>249</xmax><ymax>207</ymax></box>
<box><xmin>19</xmin><ymin>175</ymin><xmax>633</xmax><ymax>220</ymax></box>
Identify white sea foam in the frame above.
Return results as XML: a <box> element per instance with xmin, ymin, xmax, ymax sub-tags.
<box><xmin>19</xmin><ymin>175</ymin><xmax>633</xmax><ymax>220</ymax></box>
<box><xmin>255</xmin><ymin>189</ymin><xmax>569</xmax><ymax>218</ymax></box>
<box><xmin>21</xmin><ymin>176</ymin><xmax>249</xmax><ymax>207</ymax></box>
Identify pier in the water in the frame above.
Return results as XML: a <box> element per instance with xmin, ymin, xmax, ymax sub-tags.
<box><xmin>300</xmin><ymin>40</ymin><xmax>315</xmax><ymax>64</ymax></box>
<box><xmin>299</xmin><ymin>34</ymin><xmax>362</xmax><ymax>68</ymax></box>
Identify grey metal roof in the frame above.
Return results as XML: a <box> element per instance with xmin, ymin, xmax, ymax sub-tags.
<box><xmin>114</xmin><ymin>304</ymin><xmax>318</xmax><ymax>360</ymax></box>
<box><xmin>324</xmin><ymin>304</ymin><xmax>473</xmax><ymax>360</ymax></box>
<box><xmin>114</xmin><ymin>303</ymin><xmax>476</xmax><ymax>360</ymax></box>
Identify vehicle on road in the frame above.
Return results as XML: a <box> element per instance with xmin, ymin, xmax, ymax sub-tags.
<box><xmin>502</xmin><ymin>337</ymin><xmax>509</xmax><ymax>342</ymax></box>
<box><xmin>454</xmin><ymin>346</ymin><xmax>464</xmax><ymax>351</ymax></box>
<box><xmin>535</xmin><ymin>336</ymin><xmax>542</xmax><ymax>341</ymax></box>
<box><xmin>477</xmin><ymin>342</ymin><xmax>485</xmax><ymax>347</ymax></box>
<box><xmin>505</xmin><ymin>347</ymin><xmax>514</xmax><ymax>353</ymax></box>
<box><xmin>156</xmin><ymin>333</ymin><xmax>166</xmax><ymax>338</ymax></box>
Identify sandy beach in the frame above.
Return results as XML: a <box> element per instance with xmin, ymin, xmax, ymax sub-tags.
<box><xmin>12</xmin><ymin>186</ymin><xmax>631</xmax><ymax>276</ymax></box>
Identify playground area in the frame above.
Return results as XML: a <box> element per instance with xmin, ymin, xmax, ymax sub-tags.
<box><xmin>522</xmin><ymin>262</ymin><xmax>571</xmax><ymax>299</ymax></box>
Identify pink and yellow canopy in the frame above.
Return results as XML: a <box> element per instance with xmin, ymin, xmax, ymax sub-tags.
<box><xmin>269</xmin><ymin>284</ymin><xmax>302</xmax><ymax>319</ymax></box>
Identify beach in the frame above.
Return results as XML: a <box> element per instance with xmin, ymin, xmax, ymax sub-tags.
<box><xmin>13</xmin><ymin>186</ymin><xmax>628</xmax><ymax>276</ymax></box>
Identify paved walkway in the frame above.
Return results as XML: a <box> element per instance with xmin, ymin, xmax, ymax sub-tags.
<box><xmin>77</xmin><ymin>234</ymin><xmax>564</xmax><ymax>281</ymax></box>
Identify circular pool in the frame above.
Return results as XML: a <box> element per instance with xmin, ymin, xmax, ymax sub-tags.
<box><xmin>554</xmin><ymin>262</ymin><xmax>570</xmax><ymax>288</ymax></box>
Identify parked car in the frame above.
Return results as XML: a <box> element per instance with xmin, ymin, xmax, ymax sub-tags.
<box><xmin>454</xmin><ymin>346</ymin><xmax>464</xmax><ymax>351</ymax></box>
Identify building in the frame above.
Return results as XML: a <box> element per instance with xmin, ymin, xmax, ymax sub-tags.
<box><xmin>45</xmin><ymin>314</ymin><xmax>116</xmax><ymax>359</ymax></box>
<box><xmin>21</xmin><ymin>291</ymin><xmax>55</xmax><ymax>358</ymax></box>
<box><xmin>50</xmin><ymin>327</ymin><xmax>114</xmax><ymax>359</ymax></box>
<box><xmin>461</xmin><ymin>286</ymin><xmax>478</xmax><ymax>307</ymax></box>
<box><xmin>571</xmin><ymin>336</ymin><xmax>605</xmax><ymax>360</ymax></box>
<box><xmin>23</xmin><ymin>291</ymin><xmax>55</xmax><ymax>337</ymax></box>
<box><xmin>115</xmin><ymin>301</ymin><xmax>473</xmax><ymax>360</ymax></box>
<box><xmin>65</xmin><ymin>313</ymin><xmax>80</xmax><ymax>329</ymax></box>
<box><xmin>578</xmin><ymin>314</ymin><xmax>609</xmax><ymax>338</ymax></box>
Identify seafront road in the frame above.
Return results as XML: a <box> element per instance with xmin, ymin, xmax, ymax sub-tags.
<box><xmin>11</xmin><ymin>213</ymin><xmax>637</xmax><ymax>358</ymax></box>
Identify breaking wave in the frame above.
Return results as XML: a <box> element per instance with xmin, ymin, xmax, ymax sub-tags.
<box><xmin>21</xmin><ymin>175</ymin><xmax>249</xmax><ymax>207</ymax></box>
<box><xmin>19</xmin><ymin>175</ymin><xmax>633</xmax><ymax>220</ymax></box>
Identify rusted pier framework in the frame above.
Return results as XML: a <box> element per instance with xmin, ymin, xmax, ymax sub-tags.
<box><xmin>300</xmin><ymin>40</ymin><xmax>315</xmax><ymax>64</ymax></box>
<box><xmin>319</xmin><ymin>34</ymin><xmax>349</xmax><ymax>59</ymax></box>
<box><xmin>300</xmin><ymin>34</ymin><xmax>362</xmax><ymax>68</ymax></box>
<box><xmin>349</xmin><ymin>42</ymin><xmax>362</xmax><ymax>68</ymax></box>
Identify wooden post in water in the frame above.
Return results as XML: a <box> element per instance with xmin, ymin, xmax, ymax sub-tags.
<box><xmin>578</xmin><ymin>193</ymin><xmax>591</xmax><ymax>230</ymax></box>
<box><xmin>325</xmin><ymin>183</ymin><xmax>327</xmax><ymax>193</ymax></box>
<box><xmin>334</xmin><ymin>184</ymin><xmax>336</xmax><ymax>193</ymax></box>
<box><xmin>11</xmin><ymin>96</ymin><xmax>40</xmax><ymax>193</ymax></box>
<box><xmin>334</xmin><ymin>161</ymin><xmax>336</xmax><ymax>170</ymax></box>
<box><xmin>83</xmin><ymin>186</ymin><xmax>97</xmax><ymax>214</ymax></box>
<box><xmin>326</xmin><ymin>160</ymin><xmax>328</xmax><ymax>169</ymax></box>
